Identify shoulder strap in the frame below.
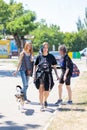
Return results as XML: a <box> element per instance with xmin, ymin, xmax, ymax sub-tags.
<box><xmin>39</xmin><ymin>54</ymin><xmax>44</xmax><ymax>62</ymax></box>
<box><xmin>65</xmin><ymin>54</ymin><xmax>73</xmax><ymax>63</ymax></box>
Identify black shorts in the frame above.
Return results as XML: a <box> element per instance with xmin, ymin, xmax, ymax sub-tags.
<box><xmin>59</xmin><ymin>73</ymin><xmax>71</xmax><ymax>85</ymax></box>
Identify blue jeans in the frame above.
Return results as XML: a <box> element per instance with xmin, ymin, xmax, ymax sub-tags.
<box><xmin>20</xmin><ymin>70</ymin><xmax>29</xmax><ymax>100</ymax></box>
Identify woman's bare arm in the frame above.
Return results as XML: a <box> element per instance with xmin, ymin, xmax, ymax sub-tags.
<box><xmin>13</xmin><ymin>52</ymin><xmax>24</xmax><ymax>75</ymax></box>
<box><xmin>53</xmin><ymin>65</ymin><xmax>59</xmax><ymax>80</ymax></box>
<box><xmin>33</xmin><ymin>65</ymin><xmax>37</xmax><ymax>79</ymax></box>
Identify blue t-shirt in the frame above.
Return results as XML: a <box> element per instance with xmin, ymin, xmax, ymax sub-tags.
<box><xmin>61</xmin><ymin>54</ymin><xmax>73</xmax><ymax>74</ymax></box>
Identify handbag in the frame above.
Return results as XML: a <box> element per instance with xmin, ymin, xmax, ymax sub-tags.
<box><xmin>25</xmin><ymin>70</ymin><xmax>32</xmax><ymax>76</ymax></box>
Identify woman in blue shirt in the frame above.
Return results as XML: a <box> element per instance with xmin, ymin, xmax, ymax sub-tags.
<box><xmin>55</xmin><ymin>45</ymin><xmax>73</xmax><ymax>105</ymax></box>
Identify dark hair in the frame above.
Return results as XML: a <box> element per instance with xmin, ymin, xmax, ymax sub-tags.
<box><xmin>41</xmin><ymin>45</ymin><xmax>44</xmax><ymax>52</ymax></box>
<box><xmin>58</xmin><ymin>45</ymin><xmax>67</xmax><ymax>53</ymax></box>
<box><xmin>41</xmin><ymin>42</ymin><xmax>49</xmax><ymax>53</ymax></box>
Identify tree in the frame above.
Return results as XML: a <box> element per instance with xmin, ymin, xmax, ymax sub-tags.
<box><xmin>1</xmin><ymin>0</ymin><xmax>87</xmax><ymax>53</ymax></box>
<box><xmin>84</xmin><ymin>7</ymin><xmax>87</xmax><ymax>28</ymax></box>
<box><xmin>0</xmin><ymin>0</ymin><xmax>10</xmax><ymax>24</ymax></box>
<box><xmin>76</xmin><ymin>7</ymin><xmax>87</xmax><ymax>31</ymax></box>
<box><xmin>7</xmin><ymin>11</ymin><xmax>36</xmax><ymax>49</ymax></box>
<box><xmin>31</xmin><ymin>22</ymin><xmax>63</xmax><ymax>52</ymax></box>
<box><xmin>76</xmin><ymin>17</ymin><xmax>84</xmax><ymax>31</ymax></box>
<box><xmin>8</xmin><ymin>2</ymin><xmax>24</xmax><ymax>21</ymax></box>
<box><xmin>75</xmin><ymin>7</ymin><xmax>87</xmax><ymax>51</ymax></box>
<box><xmin>9</xmin><ymin>0</ymin><xmax>15</xmax><ymax>5</ymax></box>
<box><xmin>0</xmin><ymin>0</ymin><xmax>37</xmax><ymax>51</ymax></box>
<box><xmin>0</xmin><ymin>0</ymin><xmax>10</xmax><ymax>36</ymax></box>
<box><xmin>63</xmin><ymin>31</ymin><xmax>87</xmax><ymax>52</ymax></box>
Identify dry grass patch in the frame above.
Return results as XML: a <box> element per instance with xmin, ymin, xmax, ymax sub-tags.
<box><xmin>47</xmin><ymin>72</ymin><xmax>87</xmax><ymax>130</ymax></box>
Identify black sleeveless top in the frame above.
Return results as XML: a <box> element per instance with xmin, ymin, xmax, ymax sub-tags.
<box><xmin>20</xmin><ymin>53</ymin><xmax>32</xmax><ymax>71</ymax></box>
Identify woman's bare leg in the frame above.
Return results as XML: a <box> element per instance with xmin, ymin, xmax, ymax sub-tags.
<box><xmin>66</xmin><ymin>85</ymin><xmax>72</xmax><ymax>101</ymax></box>
<box><xmin>58</xmin><ymin>84</ymin><xmax>63</xmax><ymax>100</ymax></box>
<box><xmin>43</xmin><ymin>91</ymin><xmax>49</xmax><ymax>102</ymax></box>
<box><xmin>39</xmin><ymin>84</ymin><xmax>44</xmax><ymax>105</ymax></box>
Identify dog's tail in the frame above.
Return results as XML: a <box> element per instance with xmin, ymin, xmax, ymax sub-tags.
<box><xmin>16</xmin><ymin>85</ymin><xmax>22</xmax><ymax>90</ymax></box>
<box><xmin>16</xmin><ymin>85</ymin><xmax>23</xmax><ymax>93</ymax></box>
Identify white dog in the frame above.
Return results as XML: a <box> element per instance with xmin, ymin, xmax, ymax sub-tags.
<box><xmin>15</xmin><ymin>85</ymin><xmax>25</xmax><ymax>113</ymax></box>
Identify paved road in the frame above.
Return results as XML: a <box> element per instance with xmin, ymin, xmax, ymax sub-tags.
<box><xmin>0</xmin><ymin>58</ymin><xmax>86</xmax><ymax>130</ymax></box>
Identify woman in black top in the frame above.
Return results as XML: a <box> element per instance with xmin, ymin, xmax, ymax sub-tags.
<box><xmin>55</xmin><ymin>45</ymin><xmax>73</xmax><ymax>105</ymax></box>
<box><xmin>34</xmin><ymin>42</ymin><xmax>59</xmax><ymax>111</ymax></box>
<box><xmin>14</xmin><ymin>42</ymin><xmax>34</xmax><ymax>104</ymax></box>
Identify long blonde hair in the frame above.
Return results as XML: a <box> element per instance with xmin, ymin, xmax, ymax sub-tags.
<box><xmin>24</xmin><ymin>42</ymin><xmax>33</xmax><ymax>55</ymax></box>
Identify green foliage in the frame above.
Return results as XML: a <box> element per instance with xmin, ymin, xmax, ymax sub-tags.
<box><xmin>0</xmin><ymin>35</ymin><xmax>3</xmax><ymax>39</ymax></box>
<box><xmin>75</xmin><ymin>7</ymin><xmax>87</xmax><ymax>51</ymax></box>
<box><xmin>5</xmin><ymin>0</ymin><xmax>36</xmax><ymax>36</ymax></box>
<box><xmin>76</xmin><ymin>7</ymin><xmax>87</xmax><ymax>30</ymax></box>
<box><xmin>9</xmin><ymin>0</ymin><xmax>15</xmax><ymax>5</ymax></box>
<box><xmin>76</xmin><ymin>17</ymin><xmax>84</xmax><ymax>31</ymax></box>
<box><xmin>0</xmin><ymin>0</ymin><xmax>36</xmax><ymax>49</ymax></box>
<box><xmin>8</xmin><ymin>2</ymin><xmax>24</xmax><ymax>21</ymax></box>
<box><xmin>63</xmin><ymin>30</ymin><xmax>87</xmax><ymax>51</ymax></box>
<box><xmin>0</xmin><ymin>0</ymin><xmax>10</xmax><ymax>24</ymax></box>
<box><xmin>31</xmin><ymin>23</ymin><xmax>63</xmax><ymax>51</ymax></box>
<box><xmin>0</xmin><ymin>0</ymin><xmax>87</xmax><ymax>52</ymax></box>
<box><xmin>6</xmin><ymin>11</ymin><xmax>36</xmax><ymax>35</ymax></box>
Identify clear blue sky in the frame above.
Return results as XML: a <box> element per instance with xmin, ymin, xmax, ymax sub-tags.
<box><xmin>5</xmin><ymin>0</ymin><xmax>87</xmax><ymax>32</ymax></box>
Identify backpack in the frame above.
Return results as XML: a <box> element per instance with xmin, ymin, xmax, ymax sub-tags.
<box><xmin>62</xmin><ymin>55</ymin><xmax>80</xmax><ymax>78</ymax></box>
<box><xmin>72</xmin><ymin>63</ymin><xmax>80</xmax><ymax>78</ymax></box>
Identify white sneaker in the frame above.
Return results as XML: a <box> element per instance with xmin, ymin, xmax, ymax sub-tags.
<box><xmin>40</xmin><ymin>105</ymin><xmax>45</xmax><ymax>112</ymax></box>
<box><xmin>25</xmin><ymin>100</ymin><xmax>31</xmax><ymax>104</ymax></box>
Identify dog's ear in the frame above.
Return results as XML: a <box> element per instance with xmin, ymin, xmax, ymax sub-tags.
<box><xmin>16</xmin><ymin>85</ymin><xmax>22</xmax><ymax>90</ymax></box>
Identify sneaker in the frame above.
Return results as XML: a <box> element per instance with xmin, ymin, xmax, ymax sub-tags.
<box><xmin>40</xmin><ymin>105</ymin><xmax>45</xmax><ymax>112</ymax></box>
<box><xmin>44</xmin><ymin>101</ymin><xmax>48</xmax><ymax>108</ymax></box>
<box><xmin>67</xmin><ymin>100</ymin><xmax>73</xmax><ymax>105</ymax></box>
<box><xmin>21</xmin><ymin>108</ymin><xmax>26</xmax><ymax>113</ymax></box>
<box><xmin>55</xmin><ymin>100</ymin><xmax>63</xmax><ymax>105</ymax></box>
<box><xmin>25</xmin><ymin>100</ymin><xmax>31</xmax><ymax>104</ymax></box>
<box><xmin>27</xmin><ymin>99</ymin><xmax>31</xmax><ymax>103</ymax></box>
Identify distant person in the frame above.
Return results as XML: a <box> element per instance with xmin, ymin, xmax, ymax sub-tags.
<box><xmin>34</xmin><ymin>42</ymin><xmax>59</xmax><ymax>111</ymax></box>
<box><xmin>55</xmin><ymin>45</ymin><xmax>73</xmax><ymax>105</ymax></box>
<box><xmin>14</xmin><ymin>42</ymin><xmax>34</xmax><ymax>103</ymax></box>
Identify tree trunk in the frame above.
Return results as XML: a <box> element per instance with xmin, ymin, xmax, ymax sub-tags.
<box><xmin>13</xmin><ymin>33</ymin><xmax>26</xmax><ymax>55</ymax></box>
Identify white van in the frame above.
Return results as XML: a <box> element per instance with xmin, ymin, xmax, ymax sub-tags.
<box><xmin>80</xmin><ymin>48</ymin><xmax>87</xmax><ymax>56</ymax></box>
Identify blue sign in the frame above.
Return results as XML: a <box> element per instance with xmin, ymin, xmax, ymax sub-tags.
<box><xmin>10</xmin><ymin>40</ymin><xmax>18</xmax><ymax>52</ymax></box>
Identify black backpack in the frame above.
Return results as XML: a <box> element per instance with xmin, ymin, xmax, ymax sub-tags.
<box><xmin>64</xmin><ymin>55</ymin><xmax>80</xmax><ymax>77</ymax></box>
